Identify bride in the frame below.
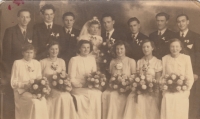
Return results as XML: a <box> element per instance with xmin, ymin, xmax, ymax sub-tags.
<box><xmin>78</xmin><ymin>16</ymin><xmax>103</xmax><ymax>55</ymax></box>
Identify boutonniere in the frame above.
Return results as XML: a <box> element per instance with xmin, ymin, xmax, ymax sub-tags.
<box><xmin>187</xmin><ymin>44</ymin><xmax>193</xmax><ymax>49</ymax></box>
<box><xmin>71</xmin><ymin>34</ymin><xmax>75</xmax><ymax>37</ymax></box>
<box><xmin>51</xmin><ymin>63</ymin><xmax>58</xmax><ymax>71</ymax></box>
<box><xmin>27</xmin><ymin>39</ymin><xmax>32</xmax><ymax>43</ymax></box>
<box><xmin>27</xmin><ymin>65</ymin><xmax>34</xmax><ymax>72</ymax></box>
<box><xmin>110</xmin><ymin>38</ymin><xmax>115</xmax><ymax>44</ymax></box>
<box><xmin>51</xmin><ymin>32</ymin><xmax>55</xmax><ymax>36</ymax></box>
<box><xmin>51</xmin><ymin>32</ymin><xmax>59</xmax><ymax>38</ymax></box>
<box><xmin>184</xmin><ymin>39</ymin><xmax>190</xmax><ymax>43</ymax></box>
<box><xmin>115</xmin><ymin>62</ymin><xmax>123</xmax><ymax>70</ymax></box>
<box><xmin>162</xmin><ymin>37</ymin><xmax>165</xmax><ymax>41</ymax></box>
<box><xmin>56</xmin><ymin>33</ymin><xmax>59</xmax><ymax>37</ymax></box>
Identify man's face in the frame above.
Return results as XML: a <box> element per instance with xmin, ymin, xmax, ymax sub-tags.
<box><xmin>43</xmin><ymin>9</ymin><xmax>55</xmax><ymax>23</ymax></box>
<box><xmin>63</xmin><ymin>16</ymin><xmax>75</xmax><ymax>29</ymax></box>
<box><xmin>102</xmin><ymin>16</ymin><xmax>115</xmax><ymax>31</ymax></box>
<box><xmin>177</xmin><ymin>16</ymin><xmax>189</xmax><ymax>31</ymax></box>
<box><xmin>129</xmin><ymin>21</ymin><xmax>140</xmax><ymax>34</ymax></box>
<box><xmin>156</xmin><ymin>16</ymin><xmax>168</xmax><ymax>30</ymax></box>
<box><xmin>17</xmin><ymin>11</ymin><xmax>31</xmax><ymax>27</ymax></box>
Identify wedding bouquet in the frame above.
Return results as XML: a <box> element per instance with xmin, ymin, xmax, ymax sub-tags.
<box><xmin>161</xmin><ymin>73</ymin><xmax>189</xmax><ymax>92</ymax></box>
<box><xmin>28</xmin><ymin>77</ymin><xmax>51</xmax><ymax>99</ymax></box>
<box><xmin>85</xmin><ymin>71</ymin><xmax>107</xmax><ymax>90</ymax></box>
<box><xmin>49</xmin><ymin>71</ymin><xmax>72</xmax><ymax>92</ymax></box>
<box><xmin>109</xmin><ymin>74</ymin><xmax>131</xmax><ymax>94</ymax></box>
<box><xmin>130</xmin><ymin>74</ymin><xmax>159</xmax><ymax>95</ymax></box>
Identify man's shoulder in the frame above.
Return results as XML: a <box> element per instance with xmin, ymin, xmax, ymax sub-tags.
<box><xmin>138</xmin><ymin>32</ymin><xmax>148</xmax><ymax>39</ymax></box>
<box><xmin>149</xmin><ymin>30</ymin><xmax>157</xmax><ymax>37</ymax></box>
<box><xmin>5</xmin><ymin>25</ymin><xmax>18</xmax><ymax>32</ymax></box>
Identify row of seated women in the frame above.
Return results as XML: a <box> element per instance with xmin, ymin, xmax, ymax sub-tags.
<box><xmin>11</xmin><ymin>38</ymin><xmax>194</xmax><ymax>119</ymax></box>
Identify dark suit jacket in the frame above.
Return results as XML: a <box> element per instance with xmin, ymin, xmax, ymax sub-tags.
<box><xmin>33</xmin><ymin>22</ymin><xmax>63</xmax><ymax>60</ymax></box>
<box><xmin>149</xmin><ymin>29</ymin><xmax>175</xmax><ymax>59</ymax></box>
<box><xmin>175</xmin><ymin>30</ymin><xmax>200</xmax><ymax>75</ymax></box>
<box><xmin>126</xmin><ymin>32</ymin><xmax>148</xmax><ymax>61</ymax></box>
<box><xmin>101</xmin><ymin>28</ymin><xmax>127</xmax><ymax>42</ymax></box>
<box><xmin>2</xmin><ymin>25</ymin><xmax>33</xmax><ymax>71</ymax></box>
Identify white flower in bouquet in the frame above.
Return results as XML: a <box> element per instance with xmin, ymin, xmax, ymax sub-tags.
<box><xmin>33</xmin><ymin>84</ymin><xmax>39</xmax><ymax>90</ymax></box>
<box><xmin>129</xmin><ymin>77</ymin><xmax>134</xmax><ymax>82</ymax></box>
<box><xmin>177</xmin><ymin>79</ymin><xmax>183</xmax><ymax>85</ymax></box>
<box><xmin>37</xmin><ymin>94</ymin><xmax>42</xmax><ymax>99</ymax></box>
<box><xmin>100</xmin><ymin>53</ymin><xmax>104</xmax><ymax>56</ymax></box>
<box><xmin>132</xmin><ymin>83</ymin><xmax>137</xmax><ymax>88</ymax></box>
<box><xmin>111</xmin><ymin>77</ymin><xmax>116</xmax><ymax>81</ymax></box>
<box><xmin>135</xmin><ymin>77</ymin><xmax>140</xmax><ymax>82</ymax></box>
<box><xmin>113</xmin><ymin>85</ymin><xmax>118</xmax><ymax>89</ymax></box>
<box><xmin>52</xmin><ymin>81</ymin><xmax>57</xmax><ymax>86</ymax></box>
<box><xmin>130</xmin><ymin>74</ymin><xmax>135</xmax><ymax>79</ymax></box>
<box><xmin>167</xmin><ymin>80</ymin><xmax>173</xmax><ymax>84</ymax></box>
<box><xmin>165</xmin><ymin>74</ymin><xmax>170</xmax><ymax>79</ymax></box>
<box><xmin>66</xmin><ymin>87</ymin><xmax>72</xmax><ymax>91</ymax></box>
<box><xmin>149</xmin><ymin>83</ymin><xmax>153</xmax><ymax>88</ymax></box>
<box><xmin>96</xmin><ymin>71</ymin><xmax>101</xmax><ymax>75</ymax></box>
<box><xmin>103</xmin><ymin>59</ymin><xmax>107</xmax><ymax>63</ymax></box>
<box><xmin>153</xmin><ymin>79</ymin><xmax>157</xmax><ymax>83</ymax></box>
<box><xmin>102</xmin><ymin>42</ymin><xmax>107</xmax><ymax>46</ymax></box>
<box><xmin>122</xmin><ymin>81</ymin><xmax>126</xmax><ymax>86</ymax></box>
<box><xmin>58</xmin><ymin>79</ymin><xmax>64</xmax><ymax>84</ymax></box>
<box><xmin>163</xmin><ymin>85</ymin><xmax>168</xmax><ymax>90</ymax></box>
<box><xmin>117</xmin><ymin>76</ymin><xmax>122</xmax><ymax>81</ymax></box>
<box><xmin>176</xmin><ymin>86</ymin><xmax>181</xmax><ymax>91</ymax></box>
<box><xmin>94</xmin><ymin>75</ymin><xmax>100</xmax><ymax>79</ymax></box>
<box><xmin>180</xmin><ymin>75</ymin><xmax>185</xmax><ymax>80</ymax></box>
<box><xmin>53</xmin><ymin>75</ymin><xmax>58</xmax><ymax>80</ymax></box>
<box><xmin>95</xmin><ymin>79</ymin><xmax>99</xmax><ymax>83</ymax></box>
<box><xmin>101</xmin><ymin>82</ymin><xmax>105</xmax><ymax>86</ymax></box>
<box><xmin>142</xmin><ymin>85</ymin><xmax>147</xmax><ymax>90</ymax></box>
<box><xmin>29</xmin><ymin>79</ymin><xmax>35</xmax><ymax>84</ymax></box>
<box><xmin>120</xmin><ymin>88</ymin><xmax>125</xmax><ymax>92</ymax></box>
<box><xmin>103</xmin><ymin>77</ymin><xmax>107</xmax><ymax>81</ymax></box>
<box><xmin>122</xmin><ymin>74</ymin><xmax>127</xmax><ymax>79</ymax></box>
<box><xmin>91</xmin><ymin>78</ymin><xmax>95</xmax><ymax>82</ymax></box>
<box><xmin>95</xmin><ymin>84</ymin><xmax>100</xmax><ymax>88</ymax></box>
<box><xmin>60</xmin><ymin>72</ymin><xmax>66</xmax><ymax>78</ymax></box>
<box><xmin>116</xmin><ymin>63</ymin><xmax>123</xmax><ymax>70</ymax></box>
<box><xmin>42</xmin><ymin>88</ymin><xmax>47</xmax><ymax>93</ymax></box>
<box><xmin>140</xmin><ymin>80</ymin><xmax>146</xmax><ymax>85</ymax></box>
<box><xmin>121</xmin><ymin>78</ymin><xmax>125</xmax><ymax>82</ymax></box>
<box><xmin>171</xmin><ymin>74</ymin><xmax>177</xmax><ymax>80</ymax></box>
<box><xmin>41</xmin><ymin>80</ymin><xmax>46</xmax><ymax>85</ymax></box>
<box><xmin>88</xmin><ymin>85</ymin><xmax>93</xmax><ymax>89</ymax></box>
<box><xmin>182</xmin><ymin>85</ymin><xmax>187</xmax><ymax>91</ymax></box>
<box><xmin>141</xmin><ymin>75</ymin><xmax>145</xmax><ymax>80</ymax></box>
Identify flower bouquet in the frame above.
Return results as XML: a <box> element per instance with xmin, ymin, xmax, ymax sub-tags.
<box><xmin>109</xmin><ymin>74</ymin><xmax>131</xmax><ymax>94</ymax></box>
<box><xmin>161</xmin><ymin>73</ymin><xmax>189</xmax><ymax>92</ymax></box>
<box><xmin>49</xmin><ymin>71</ymin><xmax>72</xmax><ymax>92</ymax></box>
<box><xmin>28</xmin><ymin>77</ymin><xmax>51</xmax><ymax>99</ymax></box>
<box><xmin>85</xmin><ymin>71</ymin><xmax>107</xmax><ymax>90</ymax></box>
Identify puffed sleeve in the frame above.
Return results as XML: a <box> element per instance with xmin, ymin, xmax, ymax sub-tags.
<box><xmin>130</xmin><ymin>59</ymin><xmax>136</xmax><ymax>74</ymax></box>
<box><xmin>91</xmin><ymin>57</ymin><xmax>97</xmax><ymax>72</ymax></box>
<box><xmin>155</xmin><ymin>59</ymin><xmax>162</xmax><ymax>72</ymax></box>
<box><xmin>11</xmin><ymin>60</ymin><xmax>20</xmax><ymax>89</ymax></box>
<box><xmin>60</xmin><ymin>58</ymin><xmax>66</xmax><ymax>71</ymax></box>
<box><xmin>185</xmin><ymin>56</ymin><xmax>194</xmax><ymax>90</ymax></box>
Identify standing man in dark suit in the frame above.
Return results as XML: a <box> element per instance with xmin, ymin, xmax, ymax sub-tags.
<box><xmin>33</xmin><ymin>4</ymin><xmax>63</xmax><ymax>60</ymax></box>
<box><xmin>126</xmin><ymin>17</ymin><xmax>148</xmax><ymax>61</ymax></box>
<box><xmin>149</xmin><ymin>12</ymin><xmax>175</xmax><ymax>59</ymax></box>
<box><xmin>2</xmin><ymin>9</ymin><xmax>33</xmax><ymax>71</ymax></box>
<box><xmin>101</xmin><ymin>13</ymin><xmax>127</xmax><ymax>43</ymax></box>
<box><xmin>175</xmin><ymin>14</ymin><xmax>200</xmax><ymax>119</ymax></box>
<box><xmin>61</xmin><ymin>12</ymin><xmax>80</xmax><ymax>71</ymax></box>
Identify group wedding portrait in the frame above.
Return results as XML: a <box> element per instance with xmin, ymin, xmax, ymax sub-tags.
<box><xmin>0</xmin><ymin>1</ymin><xmax>200</xmax><ymax>119</ymax></box>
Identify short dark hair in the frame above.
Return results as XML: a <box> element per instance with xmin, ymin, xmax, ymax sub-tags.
<box><xmin>101</xmin><ymin>13</ymin><xmax>115</xmax><ymax>21</ymax></box>
<box><xmin>156</xmin><ymin>12</ymin><xmax>170</xmax><ymax>20</ymax></box>
<box><xmin>176</xmin><ymin>14</ymin><xmax>189</xmax><ymax>21</ymax></box>
<box><xmin>168</xmin><ymin>38</ymin><xmax>185</xmax><ymax>54</ymax></box>
<box><xmin>47</xmin><ymin>41</ymin><xmax>60</xmax><ymax>51</ymax></box>
<box><xmin>127</xmin><ymin>17</ymin><xmax>140</xmax><ymax>25</ymax></box>
<box><xmin>22</xmin><ymin>44</ymin><xmax>36</xmax><ymax>53</ymax></box>
<box><xmin>112</xmin><ymin>40</ymin><xmax>130</xmax><ymax>58</ymax></box>
<box><xmin>17</xmin><ymin>9</ymin><xmax>31</xmax><ymax>17</ymax></box>
<box><xmin>40</xmin><ymin>4</ymin><xmax>56</xmax><ymax>15</ymax></box>
<box><xmin>76</xmin><ymin>40</ymin><xmax>93</xmax><ymax>54</ymax></box>
<box><xmin>62</xmin><ymin>12</ymin><xmax>75</xmax><ymax>20</ymax></box>
<box><xmin>141</xmin><ymin>39</ymin><xmax>155</xmax><ymax>49</ymax></box>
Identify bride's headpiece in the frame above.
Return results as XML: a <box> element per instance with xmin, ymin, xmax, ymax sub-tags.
<box><xmin>88</xmin><ymin>16</ymin><xmax>101</xmax><ymax>26</ymax></box>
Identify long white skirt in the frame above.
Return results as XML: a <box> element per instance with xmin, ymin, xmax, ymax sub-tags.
<box><xmin>123</xmin><ymin>92</ymin><xmax>160</xmax><ymax>119</ymax></box>
<box><xmin>102</xmin><ymin>90</ymin><xmax>127</xmax><ymax>119</ymax></box>
<box><xmin>14</xmin><ymin>90</ymin><xmax>48</xmax><ymax>119</ymax></box>
<box><xmin>161</xmin><ymin>91</ymin><xmax>190</xmax><ymax>119</ymax></box>
<box><xmin>71</xmin><ymin>88</ymin><xmax>102</xmax><ymax>119</ymax></box>
<box><xmin>47</xmin><ymin>89</ymin><xmax>78</xmax><ymax>119</ymax></box>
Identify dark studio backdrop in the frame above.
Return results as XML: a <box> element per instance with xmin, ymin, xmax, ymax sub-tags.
<box><xmin>0</xmin><ymin>1</ymin><xmax>200</xmax><ymax>59</ymax></box>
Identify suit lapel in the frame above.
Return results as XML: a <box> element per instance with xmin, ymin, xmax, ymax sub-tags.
<box><xmin>16</xmin><ymin>25</ymin><xmax>25</xmax><ymax>43</ymax></box>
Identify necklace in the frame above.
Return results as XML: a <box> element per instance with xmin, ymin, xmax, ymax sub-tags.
<box><xmin>49</xmin><ymin>57</ymin><xmax>58</xmax><ymax>72</ymax></box>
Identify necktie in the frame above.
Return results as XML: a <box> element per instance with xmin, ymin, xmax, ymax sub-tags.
<box><xmin>47</xmin><ymin>24</ymin><xmax>51</xmax><ymax>31</ymax></box>
<box><xmin>181</xmin><ymin>32</ymin><xmax>184</xmax><ymax>38</ymax></box>
<box><xmin>67</xmin><ymin>29</ymin><xmax>71</xmax><ymax>34</ymax></box>
<box><xmin>23</xmin><ymin>30</ymin><xmax>26</xmax><ymax>40</ymax></box>
<box><xmin>158</xmin><ymin>31</ymin><xmax>162</xmax><ymax>36</ymax></box>
<box><xmin>106</xmin><ymin>32</ymin><xmax>110</xmax><ymax>40</ymax></box>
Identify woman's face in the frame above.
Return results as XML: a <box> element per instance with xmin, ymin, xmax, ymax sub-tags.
<box><xmin>79</xmin><ymin>43</ymin><xmax>91</xmax><ymax>56</ymax></box>
<box><xmin>142</xmin><ymin>42</ymin><xmax>153</xmax><ymax>56</ymax></box>
<box><xmin>49</xmin><ymin>44</ymin><xmax>59</xmax><ymax>57</ymax></box>
<box><xmin>23</xmin><ymin>49</ymin><xmax>34</xmax><ymax>61</ymax></box>
<box><xmin>170</xmin><ymin>41</ymin><xmax>182</xmax><ymax>56</ymax></box>
<box><xmin>88</xmin><ymin>24</ymin><xmax>100</xmax><ymax>35</ymax></box>
<box><xmin>116</xmin><ymin>45</ymin><xmax>126</xmax><ymax>57</ymax></box>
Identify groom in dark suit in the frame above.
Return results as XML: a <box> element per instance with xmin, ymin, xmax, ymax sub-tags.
<box><xmin>61</xmin><ymin>12</ymin><xmax>80</xmax><ymax>71</ymax></box>
<box><xmin>2</xmin><ymin>9</ymin><xmax>33</xmax><ymax>71</ymax></box>
<box><xmin>175</xmin><ymin>14</ymin><xmax>200</xmax><ymax>119</ymax></box>
<box><xmin>126</xmin><ymin>17</ymin><xmax>148</xmax><ymax>61</ymax></box>
<box><xmin>33</xmin><ymin>4</ymin><xmax>63</xmax><ymax>60</ymax></box>
<box><xmin>149</xmin><ymin>12</ymin><xmax>175</xmax><ymax>59</ymax></box>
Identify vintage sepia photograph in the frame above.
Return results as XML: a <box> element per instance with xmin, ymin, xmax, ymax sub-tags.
<box><xmin>0</xmin><ymin>0</ymin><xmax>200</xmax><ymax>119</ymax></box>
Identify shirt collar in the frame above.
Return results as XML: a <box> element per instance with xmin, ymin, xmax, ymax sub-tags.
<box><xmin>18</xmin><ymin>24</ymin><xmax>26</xmax><ymax>33</ymax></box>
<box><xmin>106</xmin><ymin>28</ymin><xmax>115</xmax><ymax>39</ymax></box>
<box><xmin>158</xmin><ymin>28</ymin><xmax>167</xmax><ymax>35</ymax></box>
<box><xmin>180</xmin><ymin>29</ymin><xmax>189</xmax><ymax>37</ymax></box>
<box><xmin>44</xmin><ymin>22</ymin><xmax>53</xmax><ymax>29</ymax></box>
<box><xmin>132</xmin><ymin>32</ymin><xmax>139</xmax><ymax>39</ymax></box>
<box><xmin>65</xmin><ymin>27</ymin><xmax>72</xmax><ymax>33</ymax></box>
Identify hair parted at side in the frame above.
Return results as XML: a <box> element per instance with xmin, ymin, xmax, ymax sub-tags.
<box><xmin>21</xmin><ymin>43</ymin><xmax>36</xmax><ymax>53</ymax></box>
<box><xmin>141</xmin><ymin>39</ymin><xmax>156</xmax><ymax>49</ymax></box>
<box><xmin>112</xmin><ymin>40</ymin><xmax>130</xmax><ymax>58</ymax></box>
<box><xmin>47</xmin><ymin>41</ymin><xmax>60</xmax><ymax>50</ymax></box>
<box><xmin>40</xmin><ymin>4</ymin><xmax>56</xmax><ymax>15</ymax></box>
<box><xmin>76</xmin><ymin>40</ymin><xmax>93</xmax><ymax>54</ymax></box>
<box><xmin>17</xmin><ymin>9</ymin><xmax>31</xmax><ymax>17</ymax></box>
<box><xmin>127</xmin><ymin>17</ymin><xmax>140</xmax><ymax>25</ymax></box>
<box><xmin>156</xmin><ymin>12</ymin><xmax>170</xmax><ymax>20</ymax></box>
<box><xmin>176</xmin><ymin>14</ymin><xmax>189</xmax><ymax>21</ymax></box>
<box><xmin>101</xmin><ymin>13</ymin><xmax>115</xmax><ymax>21</ymax></box>
<box><xmin>62</xmin><ymin>12</ymin><xmax>75</xmax><ymax>20</ymax></box>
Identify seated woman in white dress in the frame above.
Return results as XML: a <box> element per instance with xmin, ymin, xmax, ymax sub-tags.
<box><xmin>161</xmin><ymin>38</ymin><xmax>194</xmax><ymax>119</ymax></box>
<box><xmin>40</xmin><ymin>41</ymin><xmax>77</xmax><ymax>119</ymax></box>
<box><xmin>68</xmin><ymin>40</ymin><xmax>102</xmax><ymax>119</ymax></box>
<box><xmin>11</xmin><ymin>44</ymin><xmax>48</xmax><ymax>119</ymax></box>
<box><xmin>78</xmin><ymin>17</ymin><xmax>103</xmax><ymax>55</ymax></box>
<box><xmin>102</xmin><ymin>40</ymin><xmax>136</xmax><ymax>119</ymax></box>
<box><xmin>123</xmin><ymin>40</ymin><xmax>162</xmax><ymax>119</ymax></box>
